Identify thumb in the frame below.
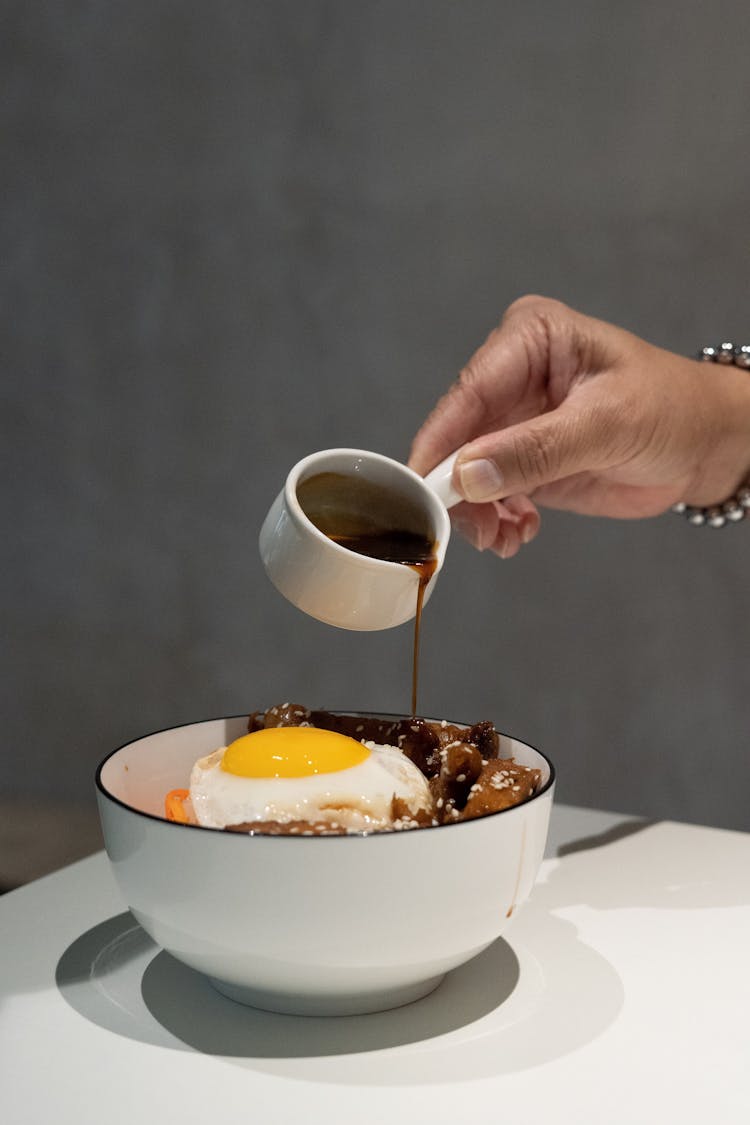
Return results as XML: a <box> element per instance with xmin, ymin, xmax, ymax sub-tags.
<box><xmin>454</xmin><ymin>400</ymin><xmax>616</xmax><ymax>501</ymax></box>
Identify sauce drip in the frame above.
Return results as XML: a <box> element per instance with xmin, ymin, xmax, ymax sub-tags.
<box><xmin>409</xmin><ymin>556</ymin><xmax>437</xmax><ymax>717</ymax></box>
<box><xmin>296</xmin><ymin>471</ymin><xmax>438</xmax><ymax>715</ymax></box>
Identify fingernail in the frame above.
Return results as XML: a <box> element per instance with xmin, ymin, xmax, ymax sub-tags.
<box><xmin>458</xmin><ymin>458</ymin><xmax>504</xmax><ymax>502</ymax></box>
<box><xmin>451</xmin><ymin>513</ymin><xmax>486</xmax><ymax>551</ymax></box>
<box><xmin>521</xmin><ymin>521</ymin><xmax>535</xmax><ymax>544</ymax></box>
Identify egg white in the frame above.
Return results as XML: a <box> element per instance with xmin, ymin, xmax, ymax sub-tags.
<box><xmin>189</xmin><ymin>741</ymin><xmax>433</xmax><ymax>831</ymax></box>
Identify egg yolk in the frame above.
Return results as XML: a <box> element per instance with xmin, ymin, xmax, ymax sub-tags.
<box><xmin>220</xmin><ymin>727</ymin><xmax>370</xmax><ymax>778</ymax></box>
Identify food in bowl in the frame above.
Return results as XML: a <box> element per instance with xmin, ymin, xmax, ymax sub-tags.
<box><xmin>96</xmin><ymin>711</ymin><xmax>554</xmax><ymax>1015</ymax></box>
<box><xmin>164</xmin><ymin>703</ymin><xmax>542</xmax><ymax>834</ymax></box>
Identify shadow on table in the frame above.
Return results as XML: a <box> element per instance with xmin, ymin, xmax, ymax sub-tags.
<box><xmin>56</xmin><ymin>901</ymin><xmax>623</xmax><ymax>1084</ymax></box>
<box><xmin>55</xmin><ymin>814</ymin><xmax>749</xmax><ymax>1085</ymax></box>
<box><xmin>56</xmin><ymin>911</ymin><xmax>523</xmax><ymax>1054</ymax></box>
<box><xmin>556</xmin><ymin>818</ymin><xmax>654</xmax><ymax>857</ymax></box>
<box><xmin>547</xmin><ymin>816</ymin><xmax>748</xmax><ymax>911</ymax></box>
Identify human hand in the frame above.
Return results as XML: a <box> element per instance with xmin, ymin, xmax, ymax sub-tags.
<box><xmin>409</xmin><ymin>296</ymin><xmax>750</xmax><ymax>557</ymax></box>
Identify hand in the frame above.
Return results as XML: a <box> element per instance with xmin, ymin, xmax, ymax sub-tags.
<box><xmin>409</xmin><ymin>296</ymin><xmax>750</xmax><ymax>557</ymax></box>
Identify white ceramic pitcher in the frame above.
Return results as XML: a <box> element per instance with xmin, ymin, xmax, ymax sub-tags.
<box><xmin>259</xmin><ymin>448</ymin><xmax>460</xmax><ymax>630</ymax></box>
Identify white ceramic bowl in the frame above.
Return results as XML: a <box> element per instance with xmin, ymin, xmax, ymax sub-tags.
<box><xmin>96</xmin><ymin>714</ymin><xmax>555</xmax><ymax>1016</ymax></box>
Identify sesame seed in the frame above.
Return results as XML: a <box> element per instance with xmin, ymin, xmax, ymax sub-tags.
<box><xmin>436</xmin><ymin>797</ymin><xmax>444</xmax><ymax>809</ymax></box>
<box><xmin>457</xmin><ymin>773</ymin><xmax>466</xmax><ymax>782</ymax></box>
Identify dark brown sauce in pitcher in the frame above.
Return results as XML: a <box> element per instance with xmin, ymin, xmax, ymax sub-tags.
<box><xmin>296</xmin><ymin>471</ymin><xmax>438</xmax><ymax>715</ymax></box>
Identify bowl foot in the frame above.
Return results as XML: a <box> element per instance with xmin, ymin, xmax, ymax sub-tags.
<box><xmin>208</xmin><ymin>973</ymin><xmax>445</xmax><ymax>1016</ymax></box>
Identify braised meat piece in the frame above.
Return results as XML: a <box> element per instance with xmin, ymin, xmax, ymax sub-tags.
<box><xmin>429</xmin><ymin>741</ymin><xmax>484</xmax><ymax>823</ymax></box>
<box><xmin>235</xmin><ymin>704</ymin><xmax>541</xmax><ymax>834</ymax></box>
<box><xmin>459</xmin><ymin>758</ymin><xmax>542</xmax><ymax>821</ymax></box>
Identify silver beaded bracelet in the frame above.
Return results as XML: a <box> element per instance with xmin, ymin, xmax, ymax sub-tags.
<box><xmin>672</xmin><ymin>343</ymin><xmax>750</xmax><ymax>528</ymax></box>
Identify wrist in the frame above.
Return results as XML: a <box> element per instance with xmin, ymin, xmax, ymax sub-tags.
<box><xmin>678</xmin><ymin>344</ymin><xmax>750</xmax><ymax>519</ymax></box>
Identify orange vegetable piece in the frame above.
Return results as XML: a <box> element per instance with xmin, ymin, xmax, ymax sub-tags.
<box><xmin>164</xmin><ymin>788</ymin><xmax>190</xmax><ymax>824</ymax></box>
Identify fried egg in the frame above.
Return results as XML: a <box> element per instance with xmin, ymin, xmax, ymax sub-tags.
<box><xmin>188</xmin><ymin>726</ymin><xmax>433</xmax><ymax>831</ymax></box>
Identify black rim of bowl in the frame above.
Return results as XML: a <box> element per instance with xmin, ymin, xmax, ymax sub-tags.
<box><xmin>95</xmin><ymin>711</ymin><xmax>556</xmax><ymax>839</ymax></box>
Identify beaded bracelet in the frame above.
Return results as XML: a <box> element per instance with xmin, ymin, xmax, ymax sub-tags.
<box><xmin>672</xmin><ymin>343</ymin><xmax>750</xmax><ymax>527</ymax></box>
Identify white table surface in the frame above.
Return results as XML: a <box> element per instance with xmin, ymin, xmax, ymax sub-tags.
<box><xmin>2</xmin><ymin>803</ymin><xmax>749</xmax><ymax>1125</ymax></box>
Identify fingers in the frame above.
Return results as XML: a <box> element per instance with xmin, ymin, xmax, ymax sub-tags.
<box><xmin>409</xmin><ymin>295</ymin><xmax>567</xmax><ymax>476</ymax></box>
<box><xmin>450</xmin><ymin>494</ymin><xmax>541</xmax><ymax>558</ymax></box>
<box><xmin>454</xmin><ymin>395</ymin><xmax>623</xmax><ymax>503</ymax></box>
<box><xmin>409</xmin><ymin>295</ymin><xmax>638</xmax><ymax>529</ymax></box>
<box><xmin>409</xmin><ymin>295</ymin><xmax>629</xmax><ymax>483</ymax></box>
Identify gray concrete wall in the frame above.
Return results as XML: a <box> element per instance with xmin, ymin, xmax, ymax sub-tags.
<box><xmin>3</xmin><ymin>1</ymin><xmax>750</xmax><ymax>837</ymax></box>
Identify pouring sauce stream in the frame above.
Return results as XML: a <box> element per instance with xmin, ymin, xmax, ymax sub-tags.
<box><xmin>296</xmin><ymin>472</ymin><xmax>438</xmax><ymax>715</ymax></box>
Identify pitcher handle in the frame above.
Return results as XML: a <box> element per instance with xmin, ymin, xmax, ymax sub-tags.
<box><xmin>423</xmin><ymin>451</ymin><xmax>462</xmax><ymax>510</ymax></box>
